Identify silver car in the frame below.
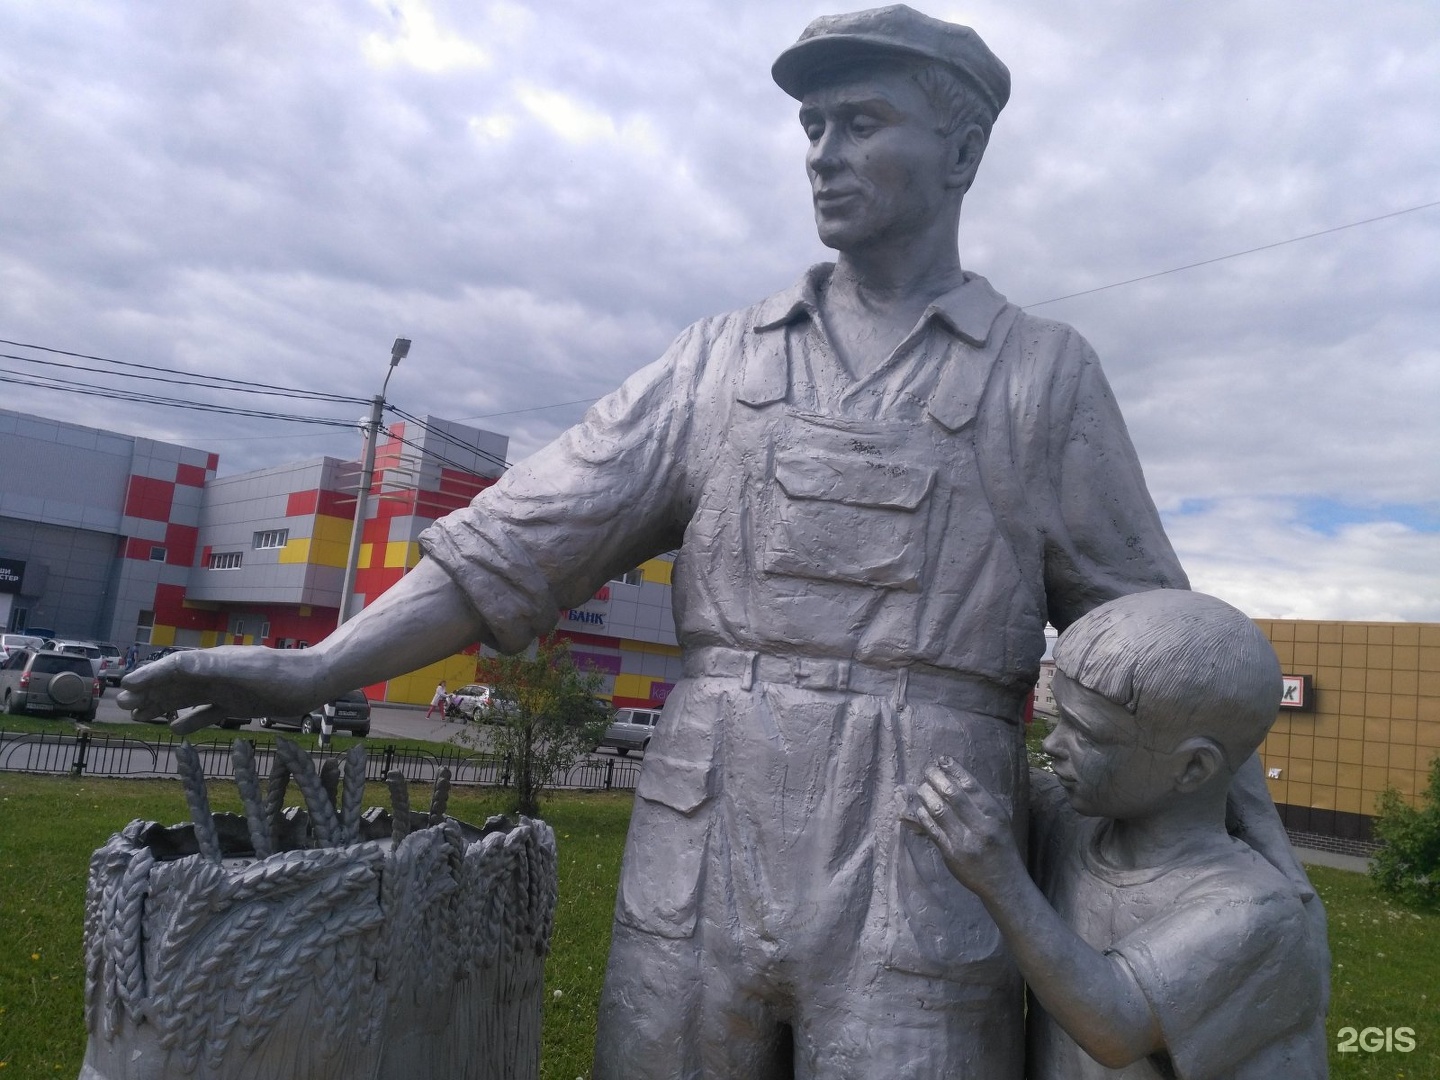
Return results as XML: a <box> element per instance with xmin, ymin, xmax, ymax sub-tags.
<box><xmin>0</xmin><ymin>648</ymin><xmax>102</xmax><ymax>721</ymax></box>
<box><xmin>597</xmin><ymin>707</ymin><xmax>662</xmax><ymax>756</ymax></box>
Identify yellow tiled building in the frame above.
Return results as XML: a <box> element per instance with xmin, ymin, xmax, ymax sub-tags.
<box><xmin>1255</xmin><ymin>620</ymin><xmax>1440</xmax><ymax>847</ymax></box>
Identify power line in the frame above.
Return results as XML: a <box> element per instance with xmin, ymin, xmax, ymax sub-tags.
<box><xmin>0</xmin><ymin>369</ymin><xmax>360</xmax><ymax>427</ymax></box>
<box><xmin>0</xmin><ymin>351</ymin><xmax>371</xmax><ymax>405</ymax></box>
<box><xmin>386</xmin><ymin>406</ymin><xmax>511</xmax><ymax>470</ymax></box>
<box><xmin>1022</xmin><ymin>199</ymin><xmax>1440</xmax><ymax>309</ymax></box>
<box><xmin>384</xmin><ymin>429</ymin><xmax>494</xmax><ymax>476</ymax></box>
<box><xmin>0</xmin><ymin>337</ymin><xmax>370</xmax><ymax>405</ymax></box>
<box><xmin>452</xmin><ymin>397</ymin><xmax>598</xmax><ymax>422</ymax></box>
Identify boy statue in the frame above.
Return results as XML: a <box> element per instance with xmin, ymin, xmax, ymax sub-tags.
<box><xmin>908</xmin><ymin>589</ymin><xmax>1329</xmax><ymax>1078</ymax></box>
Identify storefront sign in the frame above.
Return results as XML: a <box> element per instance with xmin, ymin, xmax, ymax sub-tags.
<box><xmin>1279</xmin><ymin>674</ymin><xmax>1314</xmax><ymax>711</ymax></box>
<box><xmin>0</xmin><ymin>558</ymin><xmax>24</xmax><ymax>595</ymax></box>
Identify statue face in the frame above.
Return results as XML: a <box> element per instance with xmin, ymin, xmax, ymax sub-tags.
<box><xmin>799</xmin><ymin>67</ymin><xmax>958</xmax><ymax>253</ymax></box>
<box><xmin>1044</xmin><ymin>672</ymin><xmax>1181</xmax><ymax>820</ymax></box>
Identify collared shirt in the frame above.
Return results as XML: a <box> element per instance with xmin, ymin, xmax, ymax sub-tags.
<box><xmin>421</xmin><ymin>264</ymin><xmax>1186</xmax><ymax>688</ymax></box>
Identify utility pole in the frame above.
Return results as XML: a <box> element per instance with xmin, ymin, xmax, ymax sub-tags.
<box><xmin>337</xmin><ymin>337</ymin><xmax>410</xmax><ymax>627</ymax></box>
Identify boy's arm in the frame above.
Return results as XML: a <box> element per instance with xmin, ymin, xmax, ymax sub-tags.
<box><xmin>905</xmin><ymin>759</ymin><xmax>1164</xmax><ymax>1070</ymax></box>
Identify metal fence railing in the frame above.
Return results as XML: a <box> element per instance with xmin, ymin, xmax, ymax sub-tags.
<box><xmin>0</xmin><ymin>728</ymin><xmax>642</xmax><ymax>793</ymax></box>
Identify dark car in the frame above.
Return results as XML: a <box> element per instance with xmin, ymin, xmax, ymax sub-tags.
<box><xmin>258</xmin><ymin>690</ymin><xmax>372</xmax><ymax>736</ymax></box>
<box><xmin>131</xmin><ymin>645</ymin><xmax>198</xmax><ymax>672</ymax></box>
<box><xmin>0</xmin><ymin>648</ymin><xmax>102</xmax><ymax>721</ymax></box>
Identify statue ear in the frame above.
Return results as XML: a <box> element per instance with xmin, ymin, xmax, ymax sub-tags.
<box><xmin>1171</xmin><ymin>737</ymin><xmax>1226</xmax><ymax>793</ymax></box>
<box><xmin>947</xmin><ymin>124</ymin><xmax>986</xmax><ymax>192</ymax></box>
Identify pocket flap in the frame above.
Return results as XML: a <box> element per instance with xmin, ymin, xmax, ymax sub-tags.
<box><xmin>774</xmin><ymin>449</ymin><xmax>935</xmax><ymax>510</ymax></box>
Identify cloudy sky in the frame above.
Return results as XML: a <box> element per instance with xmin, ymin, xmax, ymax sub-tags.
<box><xmin>2</xmin><ymin>0</ymin><xmax>1437</xmax><ymax>622</ymax></box>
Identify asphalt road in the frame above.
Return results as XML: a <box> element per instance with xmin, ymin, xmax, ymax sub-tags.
<box><xmin>94</xmin><ymin>690</ymin><xmax>484</xmax><ymax>741</ymax></box>
<box><xmin>90</xmin><ymin>689</ymin><xmax>633</xmax><ymax>761</ymax></box>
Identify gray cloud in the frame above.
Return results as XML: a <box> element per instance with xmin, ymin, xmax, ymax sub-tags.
<box><xmin>1</xmin><ymin>0</ymin><xmax>1436</xmax><ymax>618</ymax></box>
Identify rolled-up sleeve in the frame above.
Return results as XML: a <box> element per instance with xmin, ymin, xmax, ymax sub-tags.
<box><xmin>1040</xmin><ymin>330</ymin><xmax>1188</xmax><ymax>630</ymax></box>
<box><xmin>420</xmin><ymin>324</ymin><xmax>701</xmax><ymax>653</ymax></box>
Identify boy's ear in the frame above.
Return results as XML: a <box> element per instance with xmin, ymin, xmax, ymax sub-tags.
<box><xmin>1171</xmin><ymin>737</ymin><xmax>1227</xmax><ymax>793</ymax></box>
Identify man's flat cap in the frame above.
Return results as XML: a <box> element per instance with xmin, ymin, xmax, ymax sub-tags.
<box><xmin>772</xmin><ymin>4</ymin><xmax>1009</xmax><ymax>113</ymax></box>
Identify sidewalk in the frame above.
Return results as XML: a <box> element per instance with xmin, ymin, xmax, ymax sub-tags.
<box><xmin>1294</xmin><ymin>846</ymin><xmax>1372</xmax><ymax>874</ymax></box>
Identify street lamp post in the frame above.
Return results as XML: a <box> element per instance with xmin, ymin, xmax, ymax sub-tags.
<box><xmin>337</xmin><ymin>337</ymin><xmax>410</xmax><ymax>627</ymax></box>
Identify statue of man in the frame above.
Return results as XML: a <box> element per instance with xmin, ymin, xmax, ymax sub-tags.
<box><xmin>124</xmin><ymin>6</ymin><xmax>1224</xmax><ymax>1076</ymax></box>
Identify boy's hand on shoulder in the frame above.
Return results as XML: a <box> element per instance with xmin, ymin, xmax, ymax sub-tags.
<box><xmin>902</xmin><ymin>757</ymin><xmax>1026</xmax><ymax>901</ymax></box>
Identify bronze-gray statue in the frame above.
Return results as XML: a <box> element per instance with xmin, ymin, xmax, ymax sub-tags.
<box><xmin>121</xmin><ymin>6</ymin><xmax>1309</xmax><ymax>1076</ymax></box>
<box><xmin>909</xmin><ymin>590</ymin><xmax>1328</xmax><ymax>1077</ymax></box>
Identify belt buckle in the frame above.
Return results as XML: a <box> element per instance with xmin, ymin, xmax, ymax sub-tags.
<box><xmin>792</xmin><ymin>657</ymin><xmax>848</xmax><ymax>691</ymax></box>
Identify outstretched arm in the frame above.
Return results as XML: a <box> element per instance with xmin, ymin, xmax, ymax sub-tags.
<box><xmin>904</xmin><ymin>759</ymin><xmax>1164</xmax><ymax>1069</ymax></box>
<box><xmin>119</xmin><ymin>558</ymin><xmax>483</xmax><ymax>733</ymax></box>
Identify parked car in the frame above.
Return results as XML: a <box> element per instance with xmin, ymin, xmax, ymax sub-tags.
<box><xmin>133</xmin><ymin>645</ymin><xmax>198</xmax><ymax>671</ymax></box>
<box><xmin>94</xmin><ymin>643</ymin><xmax>122</xmax><ymax>685</ymax></box>
<box><xmin>45</xmin><ymin>639</ymin><xmax>105</xmax><ymax>682</ymax></box>
<box><xmin>130</xmin><ymin>706</ymin><xmax>249</xmax><ymax>730</ymax></box>
<box><xmin>597</xmin><ymin>707</ymin><xmax>662</xmax><ymax>756</ymax></box>
<box><xmin>447</xmin><ymin>683</ymin><xmax>515</xmax><ymax>723</ymax></box>
<box><xmin>0</xmin><ymin>633</ymin><xmax>47</xmax><ymax>665</ymax></box>
<box><xmin>259</xmin><ymin>690</ymin><xmax>371</xmax><ymax>737</ymax></box>
<box><xmin>0</xmin><ymin>648</ymin><xmax>102</xmax><ymax>721</ymax></box>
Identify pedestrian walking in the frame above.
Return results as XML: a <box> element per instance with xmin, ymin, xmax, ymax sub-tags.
<box><xmin>425</xmin><ymin>680</ymin><xmax>448</xmax><ymax>719</ymax></box>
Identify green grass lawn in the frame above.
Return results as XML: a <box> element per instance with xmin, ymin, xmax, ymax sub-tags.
<box><xmin>2</xmin><ymin>771</ymin><xmax>1437</xmax><ymax>1079</ymax></box>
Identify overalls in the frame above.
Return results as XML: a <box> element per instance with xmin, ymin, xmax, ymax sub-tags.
<box><xmin>595</xmin><ymin>285</ymin><xmax>1033</xmax><ymax>1079</ymax></box>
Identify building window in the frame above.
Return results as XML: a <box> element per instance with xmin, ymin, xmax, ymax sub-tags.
<box><xmin>149</xmin><ymin>546</ymin><xmax>167</xmax><ymax>562</ymax></box>
<box><xmin>259</xmin><ymin>621</ymin><xmax>271</xmax><ymax>640</ymax></box>
<box><xmin>136</xmin><ymin>610</ymin><xmax>154</xmax><ymax>646</ymax></box>
<box><xmin>616</xmin><ymin>567</ymin><xmax>644</xmax><ymax>587</ymax></box>
<box><xmin>207</xmin><ymin>551</ymin><xmax>243</xmax><ymax>570</ymax></box>
<box><xmin>253</xmin><ymin>529</ymin><xmax>289</xmax><ymax>550</ymax></box>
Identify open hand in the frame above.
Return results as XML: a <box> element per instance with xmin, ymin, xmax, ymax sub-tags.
<box><xmin>118</xmin><ymin>646</ymin><xmax>326</xmax><ymax>735</ymax></box>
<box><xmin>902</xmin><ymin>756</ymin><xmax>1025</xmax><ymax>900</ymax></box>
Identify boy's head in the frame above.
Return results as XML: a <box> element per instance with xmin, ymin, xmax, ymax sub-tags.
<box><xmin>1052</xmin><ymin>589</ymin><xmax>1282</xmax><ymax>771</ymax></box>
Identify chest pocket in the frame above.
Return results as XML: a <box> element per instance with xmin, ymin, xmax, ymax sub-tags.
<box><xmin>763</xmin><ymin>443</ymin><xmax>936</xmax><ymax>591</ymax></box>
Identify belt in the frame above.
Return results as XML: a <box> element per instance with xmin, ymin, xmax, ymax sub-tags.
<box><xmin>683</xmin><ymin>645</ymin><xmax>1025</xmax><ymax>721</ymax></box>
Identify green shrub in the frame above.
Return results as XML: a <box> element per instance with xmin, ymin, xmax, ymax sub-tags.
<box><xmin>1369</xmin><ymin>755</ymin><xmax>1440</xmax><ymax>911</ymax></box>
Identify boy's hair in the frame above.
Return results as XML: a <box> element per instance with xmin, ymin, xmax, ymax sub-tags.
<box><xmin>1053</xmin><ymin>589</ymin><xmax>1282</xmax><ymax>767</ymax></box>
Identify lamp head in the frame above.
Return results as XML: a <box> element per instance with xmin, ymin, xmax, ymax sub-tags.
<box><xmin>390</xmin><ymin>337</ymin><xmax>412</xmax><ymax>366</ymax></box>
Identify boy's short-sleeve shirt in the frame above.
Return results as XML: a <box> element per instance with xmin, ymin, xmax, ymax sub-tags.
<box><xmin>1027</xmin><ymin>774</ymin><xmax>1328</xmax><ymax>1080</ymax></box>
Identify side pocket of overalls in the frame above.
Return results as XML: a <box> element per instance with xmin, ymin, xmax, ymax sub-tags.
<box><xmin>615</xmin><ymin>679</ymin><xmax>718</xmax><ymax>939</ymax></box>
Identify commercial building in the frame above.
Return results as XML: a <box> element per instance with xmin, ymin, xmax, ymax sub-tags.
<box><xmin>0</xmin><ymin>407</ymin><xmax>680</xmax><ymax>709</ymax></box>
<box><xmin>1255</xmin><ymin>619</ymin><xmax>1440</xmax><ymax>853</ymax></box>
<box><xmin>0</xmin><ymin>409</ymin><xmax>216</xmax><ymax>644</ymax></box>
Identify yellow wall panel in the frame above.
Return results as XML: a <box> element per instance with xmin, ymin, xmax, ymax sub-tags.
<box><xmin>310</xmin><ymin>539</ymin><xmax>350</xmax><ymax>569</ymax></box>
<box><xmin>383</xmin><ymin>654</ymin><xmax>479</xmax><ymax>706</ymax></box>
<box><xmin>612</xmin><ymin>673</ymin><xmax>655</xmax><ymax>700</ymax></box>
<box><xmin>641</xmin><ymin>557</ymin><xmax>674</xmax><ymax>586</ymax></box>
<box><xmin>312</xmin><ymin>514</ymin><xmax>353</xmax><ymax>545</ymax></box>
<box><xmin>150</xmin><ymin>625</ymin><xmax>176</xmax><ymax>647</ymax></box>
<box><xmin>278</xmin><ymin>537</ymin><xmax>312</xmax><ymax>564</ymax></box>
<box><xmin>383</xmin><ymin>540</ymin><xmax>418</xmax><ymax>569</ymax></box>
